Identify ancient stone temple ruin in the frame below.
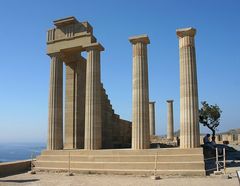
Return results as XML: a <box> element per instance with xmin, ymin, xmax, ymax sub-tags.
<box><xmin>35</xmin><ymin>17</ymin><xmax>205</xmax><ymax>176</ymax></box>
<box><xmin>46</xmin><ymin>17</ymin><xmax>131</xmax><ymax>150</ymax></box>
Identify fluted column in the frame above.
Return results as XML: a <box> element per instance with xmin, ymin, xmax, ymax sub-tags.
<box><xmin>167</xmin><ymin>100</ymin><xmax>174</xmax><ymax>140</ymax></box>
<box><xmin>76</xmin><ymin>57</ymin><xmax>86</xmax><ymax>149</ymax></box>
<box><xmin>64</xmin><ymin>55</ymin><xmax>86</xmax><ymax>149</ymax></box>
<box><xmin>47</xmin><ymin>54</ymin><xmax>63</xmax><ymax>150</ymax></box>
<box><xmin>177</xmin><ymin>27</ymin><xmax>200</xmax><ymax>148</ymax></box>
<box><xmin>84</xmin><ymin>43</ymin><xmax>104</xmax><ymax>150</ymax></box>
<box><xmin>129</xmin><ymin>35</ymin><xmax>150</xmax><ymax>149</ymax></box>
<box><xmin>149</xmin><ymin>102</ymin><xmax>156</xmax><ymax>135</ymax></box>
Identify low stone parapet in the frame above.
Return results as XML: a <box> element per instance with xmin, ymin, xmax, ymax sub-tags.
<box><xmin>0</xmin><ymin>160</ymin><xmax>31</xmax><ymax>177</ymax></box>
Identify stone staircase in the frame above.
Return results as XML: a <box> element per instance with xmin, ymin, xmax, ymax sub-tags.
<box><xmin>34</xmin><ymin>148</ymin><xmax>206</xmax><ymax>176</ymax></box>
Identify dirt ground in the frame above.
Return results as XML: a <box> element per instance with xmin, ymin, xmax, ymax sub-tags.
<box><xmin>0</xmin><ymin>172</ymin><xmax>239</xmax><ymax>186</ymax></box>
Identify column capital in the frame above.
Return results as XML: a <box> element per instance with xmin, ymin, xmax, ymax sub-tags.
<box><xmin>176</xmin><ymin>27</ymin><xmax>196</xmax><ymax>38</ymax></box>
<box><xmin>166</xmin><ymin>100</ymin><xmax>174</xmax><ymax>103</ymax></box>
<box><xmin>48</xmin><ymin>52</ymin><xmax>61</xmax><ymax>58</ymax></box>
<box><xmin>129</xmin><ymin>34</ymin><xmax>150</xmax><ymax>44</ymax></box>
<box><xmin>85</xmin><ymin>43</ymin><xmax>104</xmax><ymax>52</ymax></box>
<box><xmin>149</xmin><ymin>101</ymin><xmax>155</xmax><ymax>105</ymax></box>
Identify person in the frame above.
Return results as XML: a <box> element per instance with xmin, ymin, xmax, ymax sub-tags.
<box><xmin>203</xmin><ymin>134</ymin><xmax>211</xmax><ymax>144</ymax></box>
<box><xmin>176</xmin><ymin>136</ymin><xmax>180</xmax><ymax>146</ymax></box>
<box><xmin>211</xmin><ymin>136</ymin><xmax>216</xmax><ymax>145</ymax></box>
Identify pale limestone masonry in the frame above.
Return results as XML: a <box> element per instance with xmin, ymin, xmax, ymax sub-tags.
<box><xmin>177</xmin><ymin>27</ymin><xmax>200</xmax><ymax>148</ymax></box>
<box><xmin>46</xmin><ymin>17</ymin><xmax>131</xmax><ymax>150</ymax></box>
<box><xmin>200</xmin><ymin>134</ymin><xmax>239</xmax><ymax>144</ymax></box>
<box><xmin>64</xmin><ymin>55</ymin><xmax>86</xmax><ymax>149</ymax></box>
<box><xmin>35</xmin><ymin>148</ymin><xmax>205</xmax><ymax>176</ymax></box>
<box><xmin>149</xmin><ymin>102</ymin><xmax>156</xmax><ymax>135</ymax></box>
<box><xmin>222</xmin><ymin>134</ymin><xmax>228</xmax><ymax>141</ymax></box>
<box><xmin>129</xmin><ymin>35</ymin><xmax>150</xmax><ymax>149</ymax></box>
<box><xmin>84</xmin><ymin>43</ymin><xmax>104</xmax><ymax>150</ymax></box>
<box><xmin>48</xmin><ymin>54</ymin><xmax>63</xmax><ymax>150</ymax></box>
<box><xmin>167</xmin><ymin>100</ymin><xmax>174</xmax><ymax>140</ymax></box>
<box><xmin>37</xmin><ymin>17</ymin><xmax>208</xmax><ymax>177</ymax></box>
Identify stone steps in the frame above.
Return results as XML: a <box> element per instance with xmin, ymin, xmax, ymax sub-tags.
<box><xmin>35</xmin><ymin>166</ymin><xmax>205</xmax><ymax>176</ymax></box>
<box><xmin>35</xmin><ymin>167</ymin><xmax>205</xmax><ymax>176</ymax></box>
<box><xmin>35</xmin><ymin>161</ymin><xmax>204</xmax><ymax>170</ymax></box>
<box><xmin>37</xmin><ymin>154</ymin><xmax>203</xmax><ymax>162</ymax></box>
<box><xmin>40</xmin><ymin>148</ymin><xmax>202</xmax><ymax>155</ymax></box>
<box><xmin>35</xmin><ymin>148</ymin><xmax>206</xmax><ymax>176</ymax></box>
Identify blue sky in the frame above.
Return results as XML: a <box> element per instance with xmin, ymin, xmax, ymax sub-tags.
<box><xmin>0</xmin><ymin>0</ymin><xmax>239</xmax><ymax>143</ymax></box>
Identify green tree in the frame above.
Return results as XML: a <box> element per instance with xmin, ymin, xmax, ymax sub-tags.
<box><xmin>199</xmin><ymin>101</ymin><xmax>222</xmax><ymax>138</ymax></box>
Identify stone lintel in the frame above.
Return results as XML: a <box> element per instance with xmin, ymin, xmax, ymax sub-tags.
<box><xmin>85</xmin><ymin>43</ymin><xmax>104</xmax><ymax>52</ymax></box>
<box><xmin>166</xmin><ymin>100</ymin><xmax>174</xmax><ymax>103</ymax></box>
<box><xmin>54</xmin><ymin>16</ymin><xmax>78</xmax><ymax>27</ymax></box>
<box><xmin>129</xmin><ymin>34</ymin><xmax>150</xmax><ymax>44</ymax></box>
<box><xmin>176</xmin><ymin>27</ymin><xmax>196</xmax><ymax>38</ymax></box>
<box><xmin>60</xmin><ymin>51</ymin><xmax>87</xmax><ymax>64</ymax></box>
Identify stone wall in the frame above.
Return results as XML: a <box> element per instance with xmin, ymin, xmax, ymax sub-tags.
<box><xmin>0</xmin><ymin>160</ymin><xmax>31</xmax><ymax>177</ymax></box>
<box><xmin>101</xmin><ymin>84</ymin><xmax>131</xmax><ymax>149</ymax></box>
<box><xmin>199</xmin><ymin>134</ymin><xmax>240</xmax><ymax>145</ymax></box>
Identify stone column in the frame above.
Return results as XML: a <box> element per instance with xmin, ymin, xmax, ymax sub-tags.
<box><xmin>167</xmin><ymin>100</ymin><xmax>174</xmax><ymax>140</ymax></box>
<box><xmin>47</xmin><ymin>54</ymin><xmax>63</xmax><ymax>150</ymax></box>
<box><xmin>84</xmin><ymin>43</ymin><xmax>104</xmax><ymax>150</ymax></box>
<box><xmin>149</xmin><ymin>102</ymin><xmax>156</xmax><ymax>136</ymax></box>
<box><xmin>76</xmin><ymin>57</ymin><xmax>86</xmax><ymax>149</ymax></box>
<box><xmin>129</xmin><ymin>35</ymin><xmax>150</xmax><ymax>149</ymax></box>
<box><xmin>177</xmin><ymin>27</ymin><xmax>200</xmax><ymax>148</ymax></box>
<box><xmin>64</xmin><ymin>55</ymin><xmax>86</xmax><ymax>149</ymax></box>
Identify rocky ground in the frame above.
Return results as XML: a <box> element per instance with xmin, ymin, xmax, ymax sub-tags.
<box><xmin>0</xmin><ymin>172</ymin><xmax>239</xmax><ymax>186</ymax></box>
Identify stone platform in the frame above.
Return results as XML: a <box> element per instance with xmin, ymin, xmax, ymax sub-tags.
<box><xmin>35</xmin><ymin>148</ymin><xmax>206</xmax><ymax>176</ymax></box>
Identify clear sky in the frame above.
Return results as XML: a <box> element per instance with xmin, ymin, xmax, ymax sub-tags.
<box><xmin>0</xmin><ymin>0</ymin><xmax>239</xmax><ymax>143</ymax></box>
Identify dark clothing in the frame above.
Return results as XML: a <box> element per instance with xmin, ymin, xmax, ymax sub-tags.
<box><xmin>203</xmin><ymin>135</ymin><xmax>210</xmax><ymax>144</ymax></box>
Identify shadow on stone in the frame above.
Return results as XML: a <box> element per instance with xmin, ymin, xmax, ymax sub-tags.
<box><xmin>0</xmin><ymin>179</ymin><xmax>39</xmax><ymax>183</ymax></box>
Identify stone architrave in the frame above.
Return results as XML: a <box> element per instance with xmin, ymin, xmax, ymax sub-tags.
<box><xmin>149</xmin><ymin>102</ymin><xmax>156</xmax><ymax>135</ymax></box>
<box><xmin>64</xmin><ymin>54</ymin><xmax>86</xmax><ymax>149</ymax></box>
<box><xmin>47</xmin><ymin>54</ymin><xmax>63</xmax><ymax>150</ymax></box>
<box><xmin>129</xmin><ymin>35</ymin><xmax>150</xmax><ymax>149</ymax></box>
<box><xmin>167</xmin><ymin>100</ymin><xmax>174</xmax><ymax>141</ymax></box>
<box><xmin>84</xmin><ymin>43</ymin><xmax>104</xmax><ymax>150</ymax></box>
<box><xmin>177</xmin><ymin>27</ymin><xmax>200</xmax><ymax>148</ymax></box>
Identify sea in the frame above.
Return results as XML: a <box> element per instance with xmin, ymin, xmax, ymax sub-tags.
<box><xmin>0</xmin><ymin>142</ymin><xmax>46</xmax><ymax>163</ymax></box>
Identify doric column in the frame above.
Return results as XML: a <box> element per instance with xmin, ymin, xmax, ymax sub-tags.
<box><xmin>76</xmin><ymin>57</ymin><xmax>86</xmax><ymax>149</ymax></box>
<box><xmin>84</xmin><ymin>43</ymin><xmax>104</xmax><ymax>150</ymax></box>
<box><xmin>47</xmin><ymin>54</ymin><xmax>63</xmax><ymax>150</ymax></box>
<box><xmin>177</xmin><ymin>27</ymin><xmax>200</xmax><ymax>148</ymax></box>
<box><xmin>167</xmin><ymin>100</ymin><xmax>174</xmax><ymax>140</ymax></box>
<box><xmin>64</xmin><ymin>54</ymin><xmax>86</xmax><ymax>149</ymax></box>
<box><xmin>149</xmin><ymin>102</ymin><xmax>156</xmax><ymax>136</ymax></box>
<box><xmin>129</xmin><ymin>35</ymin><xmax>150</xmax><ymax>149</ymax></box>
